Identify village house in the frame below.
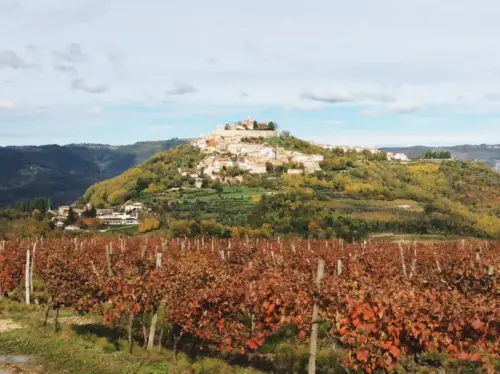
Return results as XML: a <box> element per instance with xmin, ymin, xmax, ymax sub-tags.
<box><xmin>58</xmin><ymin>206</ymin><xmax>70</xmax><ymax>216</ymax></box>
<box><xmin>195</xmin><ymin>178</ymin><xmax>203</xmax><ymax>189</ymax></box>
<box><xmin>64</xmin><ymin>225</ymin><xmax>80</xmax><ymax>231</ymax></box>
<box><xmin>387</xmin><ymin>152</ymin><xmax>409</xmax><ymax>161</ymax></box>
<box><xmin>98</xmin><ymin>212</ymin><xmax>140</xmax><ymax>226</ymax></box>
<box><xmin>124</xmin><ymin>202</ymin><xmax>145</xmax><ymax>213</ymax></box>
<box><xmin>96</xmin><ymin>208</ymin><xmax>114</xmax><ymax>216</ymax></box>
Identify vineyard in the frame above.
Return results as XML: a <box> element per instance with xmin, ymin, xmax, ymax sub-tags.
<box><xmin>0</xmin><ymin>237</ymin><xmax>499</xmax><ymax>373</ymax></box>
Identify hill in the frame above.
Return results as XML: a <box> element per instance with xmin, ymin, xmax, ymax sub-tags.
<box><xmin>82</xmin><ymin>128</ymin><xmax>500</xmax><ymax>240</ymax></box>
<box><xmin>0</xmin><ymin>139</ymin><xmax>187</xmax><ymax>207</ymax></box>
<box><xmin>381</xmin><ymin>144</ymin><xmax>500</xmax><ymax>170</ymax></box>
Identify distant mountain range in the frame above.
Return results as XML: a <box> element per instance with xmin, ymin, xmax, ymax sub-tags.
<box><xmin>1</xmin><ymin>140</ymin><xmax>499</xmax><ymax>208</ymax></box>
<box><xmin>0</xmin><ymin>139</ymin><xmax>187</xmax><ymax>207</ymax></box>
<box><xmin>381</xmin><ymin>144</ymin><xmax>500</xmax><ymax>170</ymax></box>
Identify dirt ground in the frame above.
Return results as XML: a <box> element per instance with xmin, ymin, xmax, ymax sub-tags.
<box><xmin>0</xmin><ymin>356</ymin><xmax>45</xmax><ymax>374</ymax></box>
<box><xmin>0</xmin><ymin>320</ymin><xmax>45</xmax><ymax>374</ymax></box>
<box><xmin>0</xmin><ymin>319</ymin><xmax>23</xmax><ymax>333</ymax></box>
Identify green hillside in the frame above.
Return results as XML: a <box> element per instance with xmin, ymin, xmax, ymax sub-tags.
<box><xmin>0</xmin><ymin>139</ymin><xmax>187</xmax><ymax>207</ymax></box>
<box><xmin>82</xmin><ymin>139</ymin><xmax>500</xmax><ymax>239</ymax></box>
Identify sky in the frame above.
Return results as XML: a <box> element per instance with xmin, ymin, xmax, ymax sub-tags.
<box><xmin>2</xmin><ymin>0</ymin><xmax>500</xmax><ymax>147</ymax></box>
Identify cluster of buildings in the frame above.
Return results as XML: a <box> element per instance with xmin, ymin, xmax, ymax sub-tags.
<box><xmin>192</xmin><ymin>117</ymin><xmax>324</xmax><ymax>179</ymax></box>
<box><xmin>51</xmin><ymin>202</ymin><xmax>145</xmax><ymax>230</ymax></box>
<box><xmin>313</xmin><ymin>143</ymin><xmax>409</xmax><ymax>161</ymax></box>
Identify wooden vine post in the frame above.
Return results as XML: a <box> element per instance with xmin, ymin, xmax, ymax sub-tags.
<box><xmin>25</xmin><ymin>248</ymin><xmax>30</xmax><ymax>304</ymax></box>
<box><xmin>147</xmin><ymin>252</ymin><xmax>162</xmax><ymax>350</ymax></box>
<box><xmin>308</xmin><ymin>259</ymin><xmax>325</xmax><ymax>374</ymax></box>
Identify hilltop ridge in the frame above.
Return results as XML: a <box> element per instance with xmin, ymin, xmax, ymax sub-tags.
<box><xmin>81</xmin><ymin>119</ymin><xmax>500</xmax><ymax>239</ymax></box>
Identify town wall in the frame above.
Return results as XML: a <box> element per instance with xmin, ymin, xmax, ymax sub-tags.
<box><xmin>210</xmin><ymin>128</ymin><xmax>278</xmax><ymax>138</ymax></box>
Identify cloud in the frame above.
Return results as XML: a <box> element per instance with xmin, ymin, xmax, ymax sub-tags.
<box><xmin>165</xmin><ymin>81</ymin><xmax>198</xmax><ymax>95</ymax></box>
<box><xmin>301</xmin><ymin>91</ymin><xmax>353</xmax><ymax>104</ymax></box>
<box><xmin>206</xmin><ymin>58</ymin><xmax>218</xmax><ymax>65</ymax></box>
<box><xmin>0</xmin><ymin>100</ymin><xmax>15</xmax><ymax>110</ymax></box>
<box><xmin>106</xmin><ymin>50</ymin><xmax>126</xmax><ymax>72</ymax></box>
<box><xmin>0</xmin><ymin>49</ymin><xmax>28</xmax><ymax>69</ymax></box>
<box><xmin>388</xmin><ymin>101</ymin><xmax>421</xmax><ymax>114</ymax></box>
<box><xmin>71</xmin><ymin>79</ymin><xmax>108</xmax><ymax>94</ymax></box>
<box><xmin>484</xmin><ymin>93</ymin><xmax>500</xmax><ymax>102</ymax></box>
<box><xmin>36</xmin><ymin>105</ymin><xmax>48</xmax><ymax>114</ymax></box>
<box><xmin>88</xmin><ymin>106</ymin><xmax>102</xmax><ymax>115</ymax></box>
<box><xmin>52</xmin><ymin>43</ymin><xmax>88</xmax><ymax>63</ymax></box>
<box><xmin>301</xmin><ymin>89</ymin><xmax>394</xmax><ymax>104</ymax></box>
<box><xmin>54</xmin><ymin>64</ymin><xmax>77</xmax><ymax>74</ymax></box>
<box><xmin>240</xmin><ymin>91</ymin><xmax>249</xmax><ymax>98</ymax></box>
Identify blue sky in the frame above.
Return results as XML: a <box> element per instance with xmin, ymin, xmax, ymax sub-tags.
<box><xmin>1</xmin><ymin>0</ymin><xmax>500</xmax><ymax>147</ymax></box>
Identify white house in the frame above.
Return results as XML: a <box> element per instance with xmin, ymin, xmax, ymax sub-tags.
<box><xmin>124</xmin><ymin>202</ymin><xmax>145</xmax><ymax>213</ymax></box>
<box><xmin>96</xmin><ymin>208</ymin><xmax>114</xmax><ymax>216</ymax></box>
<box><xmin>287</xmin><ymin>169</ymin><xmax>304</xmax><ymax>175</ymax></box>
<box><xmin>387</xmin><ymin>152</ymin><xmax>409</xmax><ymax>161</ymax></box>
<box><xmin>58</xmin><ymin>206</ymin><xmax>70</xmax><ymax>216</ymax></box>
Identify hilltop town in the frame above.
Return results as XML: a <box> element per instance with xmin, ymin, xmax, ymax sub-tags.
<box><xmin>53</xmin><ymin>118</ymin><xmax>411</xmax><ymax>231</ymax></box>
<box><xmin>187</xmin><ymin>117</ymin><xmax>408</xmax><ymax>183</ymax></box>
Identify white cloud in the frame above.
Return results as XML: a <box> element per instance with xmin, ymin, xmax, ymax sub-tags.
<box><xmin>72</xmin><ymin>79</ymin><xmax>108</xmax><ymax>94</ymax></box>
<box><xmin>0</xmin><ymin>100</ymin><xmax>14</xmax><ymax>110</ymax></box>
<box><xmin>2</xmin><ymin>0</ymin><xmax>500</xmax><ymax>144</ymax></box>
<box><xmin>88</xmin><ymin>106</ymin><xmax>102</xmax><ymax>115</ymax></box>
<box><xmin>388</xmin><ymin>101</ymin><xmax>421</xmax><ymax>114</ymax></box>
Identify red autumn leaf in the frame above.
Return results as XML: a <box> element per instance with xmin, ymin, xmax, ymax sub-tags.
<box><xmin>380</xmin><ymin>341</ymin><xmax>392</xmax><ymax>350</ymax></box>
<box><xmin>457</xmin><ymin>353</ymin><xmax>469</xmax><ymax>361</ymax></box>
<box><xmin>388</xmin><ymin>345</ymin><xmax>400</xmax><ymax>358</ymax></box>
<box><xmin>267</xmin><ymin>303</ymin><xmax>276</xmax><ymax>314</ymax></box>
<box><xmin>471</xmin><ymin>318</ymin><xmax>485</xmax><ymax>331</ymax></box>
<box><xmin>356</xmin><ymin>349</ymin><xmax>370</xmax><ymax>363</ymax></box>
<box><xmin>246</xmin><ymin>340</ymin><xmax>259</xmax><ymax>350</ymax></box>
<box><xmin>470</xmin><ymin>353</ymin><xmax>482</xmax><ymax>362</ymax></box>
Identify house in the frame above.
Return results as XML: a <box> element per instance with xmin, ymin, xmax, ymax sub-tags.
<box><xmin>387</xmin><ymin>152</ymin><xmax>409</xmax><ymax>161</ymax></box>
<box><xmin>195</xmin><ymin>178</ymin><xmax>203</xmax><ymax>189</ymax></box>
<box><xmin>249</xmin><ymin>164</ymin><xmax>267</xmax><ymax>174</ymax></box>
<box><xmin>98</xmin><ymin>212</ymin><xmax>140</xmax><ymax>226</ymax></box>
<box><xmin>74</xmin><ymin>208</ymin><xmax>85</xmax><ymax>216</ymax></box>
<box><xmin>287</xmin><ymin>169</ymin><xmax>304</xmax><ymax>175</ymax></box>
<box><xmin>124</xmin><ymin>202</ymin><xmax>145</xmax><ymax>213</ymax></box>
<box><xmin>96</xmin><ymin>208</ymin><xmax>114</xmax><ymax>216</ymax></box>
<box><xmin>58</xmin><ymin>206</ymin><xmax>70</xmax><ymax>216</ymax></box>
<box><xmin>55</xmin><ymin>221</ymin><xmax>64</xmax><ymax>229</ymax></box>
<box><xmin>64</xmin><ymin>225</ymin><xmax>80</xmax><ymax>231</ymax></box>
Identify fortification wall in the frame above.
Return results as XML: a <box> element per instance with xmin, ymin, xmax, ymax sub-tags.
<box><xmin>210</xmin><ymin>128</ymin><xmax>278</xmax><ymax>138</ymax></box>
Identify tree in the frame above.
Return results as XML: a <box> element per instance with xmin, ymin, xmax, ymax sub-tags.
<box><xmin>280</xmin><ymin>130</ymin><xmax>291</xmax><ymax>138</ymax></box>
<box><xmin>65</xmin><ymin>208</ymin><xmax>78</xmax><ymax>226</ymax></box>
<box><xmin>212</xmin><ymin>180</ymin><xmax>223</xmax><ymax>194</ymax></box>
<box><xmin>82</xmin><ymin>206</ymin><xmax>97</xmax><ymax>218</ymax></box>
<box><xmin>268</xmin><ymin>122</ymin><xmax>277</xmax><ymax>131</ymax></box>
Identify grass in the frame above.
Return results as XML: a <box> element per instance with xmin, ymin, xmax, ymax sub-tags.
<box><xmin>0</xmin><ymin>299</ymin><xmax>264</xmax><ymax>374</ymax></box>
<box><xmin>323</xmin><ymin>198</ymin><xmax>423</xmax><ymax>212</ymax></box>
<box><xmin>1</xmin><ymin>300</ymin><xmax>495</xmax><ymax>374</ymax></box>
